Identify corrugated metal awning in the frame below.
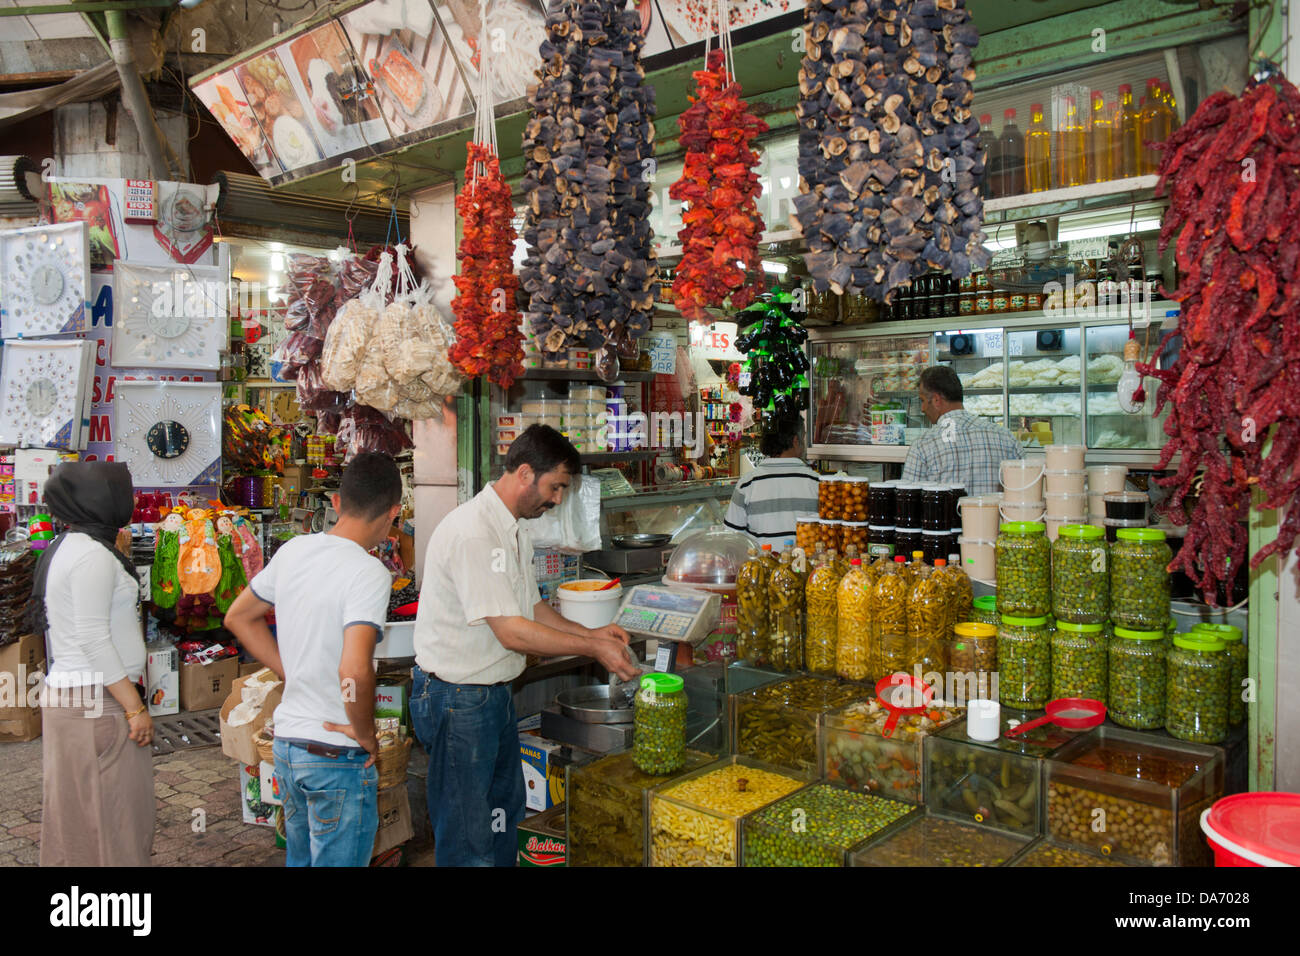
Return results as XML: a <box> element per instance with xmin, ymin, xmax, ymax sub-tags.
<box><xmin>211</xmin><ymin>171</ymin><xmax>409</xmax><ymax>246</ymax></box>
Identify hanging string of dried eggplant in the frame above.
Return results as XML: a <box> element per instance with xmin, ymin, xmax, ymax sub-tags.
<box><xmin>795</xmin><ymin>0</ymin><xmax>989</xmax><ymax>301</ymax></box>
<box><xmin>520</xmin><ymin>0</ymin><xmax>658</xmax><ymax>372</ymax></box>
<box><xmin>735</xmin><ymin>291</ymin><xmax>810</xmax><ymax>423</ymax></box>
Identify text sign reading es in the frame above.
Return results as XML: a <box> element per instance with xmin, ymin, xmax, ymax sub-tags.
<box><xmin>689</xmin><ymin>321</ymin><xmax>742</xmax><ymax>360</ymax></box>
<box><xmin>644</xmin><ymin>332</ymin><xmax>677</xmax><ymax>375</ymax></box>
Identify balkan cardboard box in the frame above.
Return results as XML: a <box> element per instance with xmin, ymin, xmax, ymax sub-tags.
<box><xmin>373</xmin><ymin>784</ymin><xmax>413</xmax><ymax>857</ymax></box>
<box><xmin>179</xmin><ymin>656</ymin><xmax>239</xmax><ymax>711</ymax></box>
<box><xmin>145</xmin><ymin>641</ymin><xmax>179</xmax><ymax>717</ymax></box>
<box><xmin>517</xmin><ymin>805</ymin><xmax>567</xmax><ymax>867</ymax></box>
<box><xmin>220</xmin><ymin>668</ymin><xmax>284</xmax><ymax>766</ymax></box>
<box><xmin>0</xmin><ymin>633</ymin><xmax>45</xmax><ymax>719</ymax></box>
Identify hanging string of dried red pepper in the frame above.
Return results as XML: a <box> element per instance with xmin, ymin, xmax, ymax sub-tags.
<box><xmin>1140</xmin><ymin>70</ymin><xmax>1300</xmax><ymax>602</ymax></box>
<box><xmin>668</xmin><ymin>47</ymin><xmax>769</xmax><ymax>320</ymax></box>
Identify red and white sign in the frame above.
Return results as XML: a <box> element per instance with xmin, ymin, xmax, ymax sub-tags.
<box><xmin>123</xmin><ymin>179</ymin><xmax>157</xmax><ymax>223</ymax></box>
<box><xmin>689</xmin><ymin>321</ymin><xmax>743</xmax><ymax>360</ymax></box>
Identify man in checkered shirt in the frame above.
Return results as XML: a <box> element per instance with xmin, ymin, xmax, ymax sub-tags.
<box><xmin>901</xmin><ymin>366</ymin><xmax>1023</xmax><ymax>495</ymax></box>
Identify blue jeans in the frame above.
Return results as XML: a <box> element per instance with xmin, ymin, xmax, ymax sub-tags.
<box><xmin>272</xmin><ymin>737</ymin><xmax>378</xmax><ymax>867</ymax></box>
<box><xmin>409</xmin><ymin>666</ymin><xmax>525</xmax><ymax>867</ymax></box>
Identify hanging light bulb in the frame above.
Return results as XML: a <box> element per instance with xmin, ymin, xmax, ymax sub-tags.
<box><xmin>1116</xmin><ymin>331</ymin><xmax>1144</xmax><ymax>414</ymax></box>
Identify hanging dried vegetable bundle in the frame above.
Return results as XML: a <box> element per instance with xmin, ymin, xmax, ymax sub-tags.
<box><xmin>669</xmin><ymin>46</ymin><xmax>769</xmax><ymax>319</ymax></box>
<box><xmin>1139</xmin><ymin>71</ymin><xmax>1300</xmax><ymax>601</ymax></box>
<box><xmin>520</xmin><ymin>0</ymin><xmax>657</xmax><ymax>368</ymax></box>
<box><xmin>795</xmin><ymin>0</ymin><xmax>988</xmax><ymax>300</ymax></box>
<box><xmin>735</xmin><ymin>291</ymin><xmax>810</xmax><ymax>422</ymax></box>
<box><xmin>450</xmin><ymin>143</ymin><xmax>524</xmax><ymax>387</ymax></box>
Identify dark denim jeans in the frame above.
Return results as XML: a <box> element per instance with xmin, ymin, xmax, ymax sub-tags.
<box><xmin>272</xmin><ymin>737</ymin><xmax>378</xmax><ymax>867</ymax></box>
<box><xmin>410</xmin><ymin>666</ymin><xmax>525</xmax><ymax>867</ymax></box>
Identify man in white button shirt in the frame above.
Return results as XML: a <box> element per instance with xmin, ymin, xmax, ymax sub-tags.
<box><xmin>412</xmin><ymin>425</ymin><xmax>639</xmax><ymax>866</ymax></box>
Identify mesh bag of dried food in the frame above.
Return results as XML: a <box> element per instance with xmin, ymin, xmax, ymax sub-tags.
<box><xmin>321</xmin><ymin>297</ymin><xmax>378</xmax><ymax>391</ymax></box>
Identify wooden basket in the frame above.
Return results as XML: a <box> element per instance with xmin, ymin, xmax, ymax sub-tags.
<box><xmin>376</xmin><ymin>736</ymin><xmax>413</xmax><ymax>790</ymax></box>
<box><xmin>253</xmin><ymin>723</ymin><xmax>275</xmax><ymax>765</ymax></box>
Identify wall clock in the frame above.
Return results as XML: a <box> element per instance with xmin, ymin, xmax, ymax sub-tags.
<box><xmin>0</xmin><ymin>339</ymin><xmax>93</xmax><ymax>448</ymax></box>
<box><xmin>112</xmin><ymin>262</ymin><xmax>227</xmax><ymax>370</ymax></box>
<box><xmin>0</xmin><ymin>221</ymin><xmax>91</xmax><ymax>338</ymax></box>
<box><xmin>115</xmin><ymin>381</ymin><xmax>221</xmax><ymax>487</ymax></box>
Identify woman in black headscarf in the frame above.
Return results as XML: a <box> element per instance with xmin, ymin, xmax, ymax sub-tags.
<box><xmin>32</xmin><ymin>461</ymin><xmax>155</xmax><ymax>867</ymax></box>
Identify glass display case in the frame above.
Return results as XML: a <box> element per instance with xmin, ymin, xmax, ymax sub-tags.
<box><xmin>1084</xmin><ymin>322</ymin><xmax>1175</xmax><ymax>452</ymax></box>
<box><xmin>742</xmin><ymin>782</ymin><xmax>917</xmax><ymax>867</ymax></box>
<box><xmin>850</xmin><ymin>813</ymin><xmax>1031</xmax><ymax>866</ymax></box>
<box><xmin>809</xmin><ymin>333</ymin><xmax>931</xmax><ymax>456</ymax></box>
<box><xmin>1007</xmin><ymin>836</ymin><xmax>1131</xmax><ymax>867</ymax></box>
<box><xmin>731</xmin><ymin>676</ymin><xmax>869</xmax><ymax>774</ymax></box>
<box><xmin>822</xmin><ymin>698</ymin><xmax>966</xmax><ymax>804</ymax></box>
<box><xmin>1045</xmin><ymin>725</ymin><xmax>1223</xmax><ymax>866</ymax></box>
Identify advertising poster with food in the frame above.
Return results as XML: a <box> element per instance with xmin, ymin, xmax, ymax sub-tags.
<box><xmin>342</xmin><ymin>0</ymin><xmax>470</xmax><ymax>138</ymax></box>
<box><xmin>282</xmin><ymin>20</ymin><xmax>392</xmax><ymax>159</ymax></box>
<box><xmin>192</xmin><ymin>72</ymin><xmax>284</xmax><ymax>178</ymax></box>
<box><xmin>640</xmin><ymin>0</ymin><xmax>798</xmax><ymax>54</ymax></box>
<box><xmin>434</xmin><ymin>0</ymin><xmax>547</xmax><ymax>104</ymax></box>
<box><xmin>236</xmin><ymin>50</ymin><xmax>326</xmax><ymax>172</ymax></box>
<box><xmin>46</xmin><ymin>183</ymin><xmax>123</xmax><ymax>269</ymax></box>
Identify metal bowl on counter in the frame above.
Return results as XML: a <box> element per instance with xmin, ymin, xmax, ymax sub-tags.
<box><xmin>555</xmin><ymin>684</ymin><xmax>636</xmax><ymax>723</ymax></box>
<box><xmin>612</xmin><ymin>532</ymin><xmax>672</xmax><ymax>549</ymax></box>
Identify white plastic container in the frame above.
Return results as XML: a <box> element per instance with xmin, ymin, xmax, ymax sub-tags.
<box><xmin>1000</xmin><ymin>500</ymin><xmax>1046</xmax><ymax>523</ymax></box>
<box><xmin>571</xmin><ymin>386</ymin><xmax>607</xmax><ymax>401</ymax></box>
<box><xmin>1044</xmin><ymin>491</ymin><xmax>1089</xmax><ymax>519</ymax></box>
<box><xmin>1001</xmin><ymin>458</ymin><xmax>1045</xmax><ymax>503</ymax></box>
<box><xmin>1044</xmin><ymin>516</ymin><xmax>1070</xmax><ymax>541</ymax></box>
<box><xmin>1087</xmin><ymin>464</ymin><xmax>1128</xmax><ymax>494</ymax></box>
<box><xmin>558</xmin><ymin>580</ymin><xmax>624</xmax><ymax>629</ymax></box>
<box><xmin>1045</xmin><ymin>444</ymin><xmax>1086</xmax><ymax>471</ymax></box>
<box><xmin>958</xmin><ymin>536</ymin><xmax>996</xmax><ymax>582</ymax></box>
<box><xmin>1044</xmin><ymin>469</ymin><xmax>1087</xmax><ymax>495</ymax></box>
<box><xmin>958</xmin><ymin>494</ymin><xmax>1001</xmax><ymax>540</ymax></box>
<box><xmin>967</xmin><ymin>699</ymin><xmax>1001</xmax><ymax>742</ymax></box>
<box><xmin>375</xmin><ymin>620</ymin><xmax>415</xmax><ymax>659</ymax></box>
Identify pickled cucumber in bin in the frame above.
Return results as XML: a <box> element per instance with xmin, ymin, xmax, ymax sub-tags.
<box><xmin>805</xmin><ymin>551</ymin><xmax>845</xmax><ymax>676</ymax></box>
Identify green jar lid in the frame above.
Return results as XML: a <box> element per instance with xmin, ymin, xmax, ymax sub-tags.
<box><xmin>1058</xmin><ymin>523</ymin><xmax>1104</xmax><ymax>540</ymax></box>
<box><xmin>641</xmin><ymin>673</ymin><xmax>683</xmax><ymax>694</ymax></box>
<box><xmin>973</xmin><ymin>595</ymin><xmax>997</xmax><ymax>612</ymax></box>
<box><xmin>1115</xmin><ymin>527</ymin><xmax>1167</xmax><ymax>542</ymax></box>
<box><xmin>1191</xmin><ymin>623</ymin><xmax>1243</xmax><ymax>644</ymax></box>
<box><xmin>1112</xmin><ymin>626</ymin><xmax>1167</xmax><ymax>641</ymax></box>
<box><xmin>1002</xmin><ymin>614</ymin><xmax>1049</xmax><ymax>627</ymax></box>
<box><xmin>1056</xmin><ymin>621</ymin><xmax>1105</xmax><ymax>634</ymax></box>
<box><xmin>1174</xmin><ymin>634</ymin><xmax>1226</xmax><ymax>652</ymax></box>
<box><xmin>1000</xmin><ymin>521</ymin><xmax>1046</xmax><ymax>535</ymax></box>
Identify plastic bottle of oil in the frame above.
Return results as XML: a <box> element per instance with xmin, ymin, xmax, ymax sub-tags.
<box><xmin>1088</xmin><ymin>90</ymin><xmax>1114</xmax><ymax>183</ymax></box>
<box><xmin>999</xmin><ymin>107</ymin><xmax>1025</xmax><ymax>197</ymax></box>
<box><xmin>1161</xmin><ymin>80</ymin><xmax>1181</xmax><ymax>133</ymax></box>
<box><xmin>1056</xmin><ymin>95</ymin><xmax>1088</xmax><ymax>187</ymax></box>
<box><xmin>1139</xmin><ymin>78</ymin><xmax>1165</xmax><ymax>174</ymax></box>
<box><xmin>978</xmin><ymin>113</ymin><xmax>1000</xmax><ymax>199</ymax></box>
<box><xmin>1025</xmin><ymin>102</ymin><xmax>1052</xmax><ymax>193</ymax></box>
<box><xmin>1116</xmin><ymin>83</ymin><xmax>1141</xmax><ymax>178</ymax></box>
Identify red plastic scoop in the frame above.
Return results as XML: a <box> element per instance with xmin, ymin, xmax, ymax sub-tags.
<box><xmin>874</xmin><ymin>673</ymin><xmax>936</xmax><ymax>738</ymax></box>
<box><xmin>1005</xmin><ymin>697</ymin><xmax>1106</xmax><ymax>737</ymax></box>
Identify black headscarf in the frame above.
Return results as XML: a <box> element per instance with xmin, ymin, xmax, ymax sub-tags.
<box><xmin>28</xmin><ymin>461</ymin><xmax>139</xmax><ymax>635</ymax></box>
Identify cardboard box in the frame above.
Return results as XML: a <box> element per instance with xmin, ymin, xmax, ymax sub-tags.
<box><xmin>145</xmin><ymin>641</ymin><xmax>179</xmax><ymax>717</ymax></box>
<box><xmin>374</xmin><ymin>676</ymin><xmax>410</xmax><ymax>734</ymax></box>
<box><xmin>239</xmin><ymin>764</ymin><xmax>276</xmax><ymax>827</ymax></box>
<box><xmin>372</xmin><ymin>785</ymin><xmax>413</xmax><ymax>857</ymax></box>
<box><xmin>220</xmin><ymin>668</ymin><xmax>284</xmax><ymax>766</ymax></box>
<box><xmin>520</xmin><ymin>734</ymin><xmax>564</xmax><ymax>812</ymax></box>
<box><xmin>279</xmin><ymin>464</ymin><xmax>309</xmax><ymax>500</ymax></box>
<box><xmin>517</xmin><ymin>805</ymin><xmax>567</xmax><ymax>867</ymax></box>
<box><xmin>0</xmin><ymin>634</ymin><xmax>45</xmax><ymax>718</ymax></box>
<box><xmin>238</xmin><ymin>660</ymin><xmax>263</xmax><ymax>678</ymax></box>
<box><xmin>0</xmin><ymin>708</ymin><xmax>41</xmax><ymax>743</ymax></box>
<box><xmin>179</xmin><ymin>657</ymin><xmax>239</xmax><ymax>711</ymax></box>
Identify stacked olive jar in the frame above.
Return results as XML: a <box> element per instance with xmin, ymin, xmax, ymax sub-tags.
<box><xmin>633</xmin><ymin>673</ymin><xmax>687</xmax><ymax>775</ymax></box>
<box><xmin>1108</xmin><ymin>528</ymin><xmax>1172</xmax><ymax>731</ymax></box>
<box><xmin>1191</xmin><ymin>623</ymin><xmax>1247</xmax><ymax>732</ymax></box>
<box><xmin>995</xmin><ymin>522</ymin><xmax>1052</xmax><ymax>710</ymax></box>
<box><xmin>1051</xmin><ymin>525</ymin><xmax>1109</xmax><ymax>704</ymax></box>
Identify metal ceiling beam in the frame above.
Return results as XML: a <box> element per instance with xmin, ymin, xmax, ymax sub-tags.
<box><xmin>0</xmin><ymin>0</ymin><xmax>173</xmax><ymax>14</ymax></box>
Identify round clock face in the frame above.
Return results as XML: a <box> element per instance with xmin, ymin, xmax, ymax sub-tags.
<box><xmin>26</xmin><ymin>378</ymin><xmax>59</xmax><ymax>418</ymax></box>
<box><xmin>144</xmin><ymin>311</ymin><xmax>192</xmax><ymax>339</ymax></box>
<box><xmin>146</xmin><ymin>420</ymin><xmax>191</xmax><ymax>459</ymax></box>
<box><xmin>31</xmin><ymin>264</ymin><xmax>65</xmax><ymax>305</ymax></box>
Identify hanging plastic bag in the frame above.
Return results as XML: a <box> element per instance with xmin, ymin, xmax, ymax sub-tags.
<box><xmin>520</xmin><ymin>474</ymin><xmax>601</xmax><ymax>554</ymax></box>
<box><xmin>178</xmin><ymin>511</ymin><xmax>222</xmax><ymax>596</ymax></box>
<box><xmin>321</xmin><ymin>274</ymin><xmax>385</xmax><ymax>391</ymax></box>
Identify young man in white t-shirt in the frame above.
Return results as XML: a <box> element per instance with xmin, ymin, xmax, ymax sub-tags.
<box><xmin>224</xmin><ymin>452</ymin><xmax>402</xmax><ymax>867</ymax></box>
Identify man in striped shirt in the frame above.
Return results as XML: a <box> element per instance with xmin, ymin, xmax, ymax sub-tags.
<box><xmin>724</xmin><ymin>416</ymin><xmax>820</xmax><ymax>545</ymax></box>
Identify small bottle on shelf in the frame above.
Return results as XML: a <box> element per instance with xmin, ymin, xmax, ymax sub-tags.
<box><xmin>1139</xmin><ymin>78</ymin><xmax>1166</xmax><ymax>175</ymax></box>
<box><xmin>1116</xmin><ymin>83</ymin><xmax>1141</xmax><ymax>178</ymax></box>
<box><xmin>998</xmin><ymin>108</ymin><xmax>1025</xmax><ymax>197</ymax></box>
<box><xmin>978</xmin><ymin>113</ymin><xmax>1001</xmax><ymax>199</ymax></box>
<box><xmin>1025</xmin><ymin>102</ymin><xmax>1052</xmax><ymax>193</ymax></box>
<box><xmin>1056</xmin><ymin>95</ymin><xmax>1087</xmax><ymax>188</ymax></box>
<box><xmin>1088</xmin><ymin>90</ymin><xmax>1114</xmax><ymax>183</ymax></box>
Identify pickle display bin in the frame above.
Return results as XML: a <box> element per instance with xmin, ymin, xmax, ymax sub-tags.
<box><xmin>742</xmin><ymin>781</ymin><xmax>918</xmax><ymax>867</ymax></box>
<box><xmin>924</xmin><ymin>711</ymin><xmax>1075</xmax><ymax>836</ymax></box>
<box><xmin>1007</xmin><ymin>836</ymin><xmax>1131</xmax><ymax>867</ymax></box>
<box><xmin>1045</xmin><ymin>726</ymin><xmax>1224</xmax><ymax>866</ymax></box>
<box><xmin>822</xmin><ymin>697</ymin><xmax>965</xmax><ymax>804</ymax></box>
<box><xmin>567</xmin><ymin>749</ymin><xmax>716</xmax><ymax>867</ymax></box>
<box><xmin>732</xmin><ymin>675</ymin><xmax>869</xmax><ymax>774</ymax></box>
<box><xmin>850</xmin><ymin>813</ymin><xmax>1032</xmax><ymax>867</ymax></box>
<box><xmin>649</xmin><ymin>756</ymin><xmax>809</xmax><ymax>866</ymax></box>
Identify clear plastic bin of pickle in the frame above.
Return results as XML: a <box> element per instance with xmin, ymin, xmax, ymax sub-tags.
<box><xmin>924</xmin><ymin>709</ymin><xmax>1075</xmax><ymax>836</ymax></box>
<box><xmin>742</xmin><ymin>781</ymin><xmax>918</xmax><ymax>867</ymax></box>
<box><xmin>1045</xmin><ymin>726</ymin><xmax>1224</xmax><ymax>866</ymax></box>
<box><xmin>840</xmin><ymin>477</ymin><xmax>871</xmax><ymax>522</ymax></box>
<box><xmin>732</xmin><ymin>675</ymin><xmax>868</xmax><ymax>774</ymax></box>
<box><xmin>822</xmin><ymin>697</ymin><xmax>965</xmax><ymax>804</ymax></box>
<box><xmin>818</xmin><ymin>476</ymin><xmax>844</xmax><ymax>521</ymax></box>
<box><xmin>1006</xmin><ymin>836</ymin><xmax>1131</xmax><ymax>867</ymax></box>
<box><xmin>850</xmin><ymin>812</ymin><xmax>1032</xmax><ymax>867</ymax></box>
<box><xmin>649</xmin><ymin>755</ymin><xmax>810</xmax><ymax>867</ymax></box>
<box><xmin>567</xmin><ymin>749</ymin><xmax>716</xmax><ymax>867</ymax></box>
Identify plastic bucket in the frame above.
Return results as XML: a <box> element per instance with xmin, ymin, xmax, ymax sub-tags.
<box><xmin>958</xmin><ymin>494</ymin><xmax>1001</xmax><ymax>540</ymax></box>
<box><xmin>958</xmin><ymin>536</ymin><xmax>996</xmax><ymax>582</ymax></box>
<box><xmin>1104</xmin><ymin>492</ymin><xmax>1149</xmax><ymax>520</ymax></box>
<box><xmin>1200</xmin><ymin>793</ymin><xmax>1300</xmax><ymax>867</ymax></box>
<box><xmin>558</xmin><ymin>580</ymin><xmax>624</xmax><ymax>629</ymax></box>
<box><xmin>1001</xmin><ymin>458</ymin><xmax>1045</xmax><ymax>503</ymax></box>
<box><xmin>1045</xmin><ymin>444</ymin><xmax>1086</xmax><ymax>471</ymax></box>
<box><xmin>1087</xmin><ymin>464</ymin><xmax>1128</xmax><ymax>495</ymax></box>
<box><xmin>1044</xmin><ymin>517</ymin><xmax>1070</xmax><ymax>541</ymax></box>
<box><xmin>1045</xmin><ymin>491</ymin><xmax>1089</xmax><ymax>519</ymax></box>
<box><xmin>1044</xmin><ymin>469</ymin><xmax>1087</xmax><ymax>495</ymax></box>
<box><xmin>1000</xmin><ymin>500</ymin><xmax>1045</xmax><ymax>523</ymax></box>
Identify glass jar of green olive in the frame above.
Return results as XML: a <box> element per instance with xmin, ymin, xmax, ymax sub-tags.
<box><xmin>1166</xmin><ymin>634</ymin><xmax>1229</xmax><ymax>744</ymax></box>
<box><xmin>996</xmin><ymin>522</ymin><xmax>1051</xmax><ymax>618</ymax></box>
<box><xmin>1192</xmin><ymin>623</ymin><xmax>1246</xmax><ymax>726</ymax></box>
<box><xmin>1108</xmin><ymin>626</ymin><xmax>1167</xmax><ymax>729</ymax></box>
<box><xmin>1051</xmin><ymin>524</ymin><xmax>1109</xmax><ymax>624</ymax></box>
<box><xmin>972</xmin><ymin>594</ymin><xmax>1000</xmax><ymax>626</ymax></box>
<box><xmin>633</xmin><ymin>673</ymin><xmax>687</xmax><ymax>775</ymax></box>
<box><xmin>998</xmin><ymin>614</ymin><xmax>1052</xmax><ymax>710</ymax></box>
<box><xmin>1051</xmin><ymin>621</ymin><xmax>1108</xmax><ymax>704</ymax></box>
<box><xmin>1109</xmin><ymin>528</ymin><xmax>1172</xmax><ymax>631</ymax></box>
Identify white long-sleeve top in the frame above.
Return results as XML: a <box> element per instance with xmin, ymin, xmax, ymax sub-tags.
<box><xmin>43</xmin><ymin>533</ymin><xmax>145</xmax><ymax>688</ymax></box>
